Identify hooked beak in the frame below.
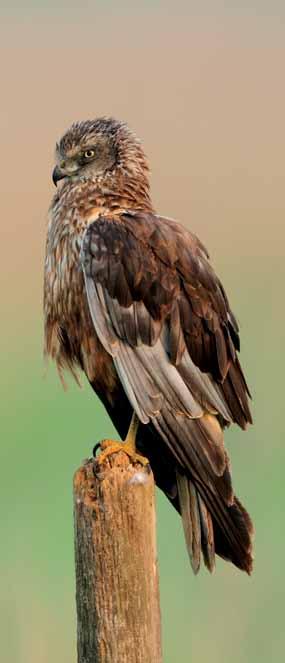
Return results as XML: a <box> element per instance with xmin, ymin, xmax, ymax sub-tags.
<box><xmin>52</xmin><ymin>165</ymin><xmax>66</xmax><ymax>187</ymax></box>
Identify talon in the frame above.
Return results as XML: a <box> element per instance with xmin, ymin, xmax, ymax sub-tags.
<box><xmin>100</xmin><ymin>438</ymin><xmax>119</xmax><ymax>452</ymax></box>
<box><xmin>93</xmin><ymin>442</ymin><xmax>101</xmax><ymax>457</ymax></box>
<box><xmin>95</xmin><ymin>438</ymin><xmax>149</xmax><ymax>467</ymax></box>
<box><xmin>94</xmin><ymin>412</ymin><xmax>150</xmax><ymax>467</ymax></box>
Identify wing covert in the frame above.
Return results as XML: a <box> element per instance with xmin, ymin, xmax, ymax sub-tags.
<box><xmin>81</xmin><ymin>211</ymin><xmax>251</xmax><ymax>428</ymax></box>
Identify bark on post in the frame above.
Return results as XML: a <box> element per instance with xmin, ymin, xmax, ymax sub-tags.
<box><xmin>73</xmin><ymin>451</ymin><xmax>162</xmax><ymax>663</ymax></box>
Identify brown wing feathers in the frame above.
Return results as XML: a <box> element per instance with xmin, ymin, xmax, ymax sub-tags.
<box><xmin>83</xmin><ymin>213</ymin><xmax>251</xmax><ymax>426</ymax></box>
<box><xmin>81</xmin><ymin>212</ymin><xmax>253</xmax><ymax>573</ymax></box>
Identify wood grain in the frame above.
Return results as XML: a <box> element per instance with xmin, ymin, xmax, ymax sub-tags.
<box><xmin>73</xmin><ymin>451</ymin><xmax>162</xmax><ymax>663</ymax></box>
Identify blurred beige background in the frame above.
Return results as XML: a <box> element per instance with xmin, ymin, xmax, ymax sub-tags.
<box><xmin>1</xmin><ymin>3</ymin><xmax>284</xmax><ymax>662</ymax></box>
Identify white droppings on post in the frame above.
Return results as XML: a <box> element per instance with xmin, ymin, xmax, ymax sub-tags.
<box><xmin>128</xmin><ymin>471</ymin><xmax>149</xmax><ymax>485</ymax></box>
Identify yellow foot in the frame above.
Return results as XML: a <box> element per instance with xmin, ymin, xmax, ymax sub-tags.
<box><xmin>95</xmin><ymin>438</ymin><xmax>149</xmax><ymax>467</ymax></box>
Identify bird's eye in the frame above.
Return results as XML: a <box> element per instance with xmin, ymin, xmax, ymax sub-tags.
<box><xmin>84</xmin><ymin>149</ymin><xmax>95</xmax><ymax>159</ymax></box>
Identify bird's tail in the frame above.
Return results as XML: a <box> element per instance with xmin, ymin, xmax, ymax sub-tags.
<box><xmin>176</xmin><ymin>471</ymin><xmax>253</xmax><ymax>574</ymax></box>
<box><xmin>152</xmin><ymin>404</ymin><xmax>254</xmax><ymax>574</ymax></box>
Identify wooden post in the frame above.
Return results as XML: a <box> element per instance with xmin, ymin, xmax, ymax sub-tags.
<box><xmin>73</xmin><ymin>451</ymin><xmax>162</xmax><ymax>663</ymax></box>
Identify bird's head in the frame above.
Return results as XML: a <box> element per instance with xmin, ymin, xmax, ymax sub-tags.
<box><xmin>52</xmin><ymin>117</ymin><xmax>150</xmax><ymax>191</ymax></box>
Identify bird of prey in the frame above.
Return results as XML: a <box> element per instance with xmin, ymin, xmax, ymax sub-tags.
<box><xmin>44</xmin><ymin>117</ymin><xmax>253</xmax><ymax>574</ymax></box>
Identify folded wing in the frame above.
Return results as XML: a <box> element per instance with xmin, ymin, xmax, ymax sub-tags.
<box><xmin>81</xmin><ymin>211</ymin><xmax>253</xmax><ymax>573</ymax></box>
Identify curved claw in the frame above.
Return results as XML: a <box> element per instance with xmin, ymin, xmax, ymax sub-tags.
<box><xmin>96</xmin><ymin>438</ymin><xmax>149</xmax><ymax>467</ymax></box>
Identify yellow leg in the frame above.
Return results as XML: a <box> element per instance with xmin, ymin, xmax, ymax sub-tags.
<box><xmin>96</xmin><ymin>411</ymin><xmax>149</xmax><ymax>466</ymax></box>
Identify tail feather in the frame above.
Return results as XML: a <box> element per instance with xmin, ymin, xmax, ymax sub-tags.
<box><xmin>177</xmin><ymin>471</ymin><xmax>216</xmax><ymax>574</ymax></box>
<box><xmin>176</xmin><ymin>472</ymin><xmax>202</xmax><ymax>574</ymax></box>
<box><xmin>211</xmin><ymin>497</ymin><xmax>254</xmax><ymax>573</ymax></box>
<box><xmin>197</xmin><ymin>491</ymin><xmax>215</xmax><ymax>572</ymax></box>
<box><xmin>153</xmin><ymin>407</ymin><xmax>254</xmax><ymax>574</ymax></box>
<box><xmin>194</xmin><ymin>478</ymin><xmax>254</xmax><ymax>574</ymax></box>
<box><xmin>177</xmin><ymin>470</ymin><xmax>253</xmax><ymax>574</ymax></box>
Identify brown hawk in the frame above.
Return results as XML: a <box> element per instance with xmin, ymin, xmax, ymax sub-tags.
<box><xmin>44</xmin><ymin>117</ymin><xmax>253</xmax><ymax>574</ymax></box>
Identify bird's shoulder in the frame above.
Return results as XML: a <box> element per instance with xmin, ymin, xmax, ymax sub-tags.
<box><xmin>82</xmin><ymin>209</ymin><xmax>223</xmax><ymax>316</ymax></box>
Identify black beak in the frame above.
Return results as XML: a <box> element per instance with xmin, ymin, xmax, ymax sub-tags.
<box><xmin>52</xmin><ymin>165</ymin><xmax>66</xmax><ymax>187</ymax></box>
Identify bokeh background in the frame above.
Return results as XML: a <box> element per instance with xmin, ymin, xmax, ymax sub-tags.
<box><xmin>1</xmin><ymin>2</ymin><xmax>284</xmax><ymax>661</ymax></box>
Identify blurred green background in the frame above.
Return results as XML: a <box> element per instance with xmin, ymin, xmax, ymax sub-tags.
<box><xmin>1</xmin><ymin>2</ymin><xmax>284</xmax><ymax>661</ymax></box>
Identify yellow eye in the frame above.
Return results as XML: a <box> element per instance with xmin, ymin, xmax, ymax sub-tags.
<box><xmin>84</xmin><ymin>149</ymin><xmax>95</xmax><ymax>159</ymax></box>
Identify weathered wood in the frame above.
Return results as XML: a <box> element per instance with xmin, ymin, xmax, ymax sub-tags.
<box><xmin>73</xmin><ymin>451</ymin><xmax>162</xmax><ymax>663</ymax></box>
